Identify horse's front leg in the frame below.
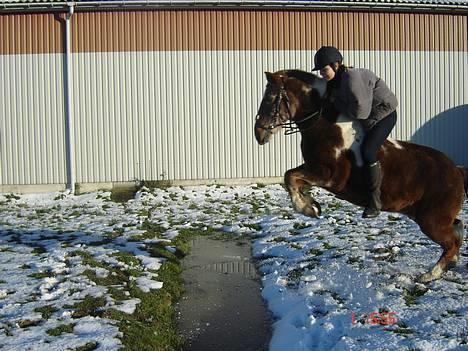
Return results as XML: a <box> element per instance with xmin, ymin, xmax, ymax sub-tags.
<box><xmin>284</xmin><ymin>164</ymin><xmax>331</xmax><ymax>218</ymax></box>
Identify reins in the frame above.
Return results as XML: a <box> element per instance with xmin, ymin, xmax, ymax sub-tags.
<box><xmin>282</xmin><ymin>109</ymin><xmax>321</xmax><ymax>135</ymax></box>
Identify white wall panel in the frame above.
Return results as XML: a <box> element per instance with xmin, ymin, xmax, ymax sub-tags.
<box><xmin>1</xmin><ymin>49</ymin><xmax>467</xmax><ymax>187</ymax></box>
<box><xmin>0</xmin><ymin>54</ymin><xmax>66</xmax><ymax>186</ymax></box>
<box><xmin>70</xmin><ymin>50</ymin><xmax>468</xmax><ymax>185</ymax></box>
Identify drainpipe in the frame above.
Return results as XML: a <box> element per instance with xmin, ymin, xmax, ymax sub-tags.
<box><xmin>64</xmin><ymin>4</ymin><xmax>75</xmax><ymax>193</ymax></box>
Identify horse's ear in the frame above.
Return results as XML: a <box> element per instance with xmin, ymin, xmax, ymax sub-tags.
<box><xmin>265</xmin><ymin>71</ymin><xmax>275</xmax><ymax>84</ymax></box>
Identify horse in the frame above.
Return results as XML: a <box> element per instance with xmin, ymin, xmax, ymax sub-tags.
<box><xmin>254</xmin><ymin>69</ymin><xmax>467</xmax><ymax>283</ymax></box>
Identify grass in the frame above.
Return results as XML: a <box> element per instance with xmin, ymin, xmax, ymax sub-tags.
<box><xmin>17</xmin><ymin>319</ymin><xmax>41</xmax><ymax>328</ymax></box>
<box><xmin>391</xmin><ymin>322</ymin><xmax>414</xmax><ymax>336</ymax></box>
<box><xmin>308</xmin><ymin>248</ymin><xmax>324</xmax><ymax>256</ymax></box>
<box><xmin>32</xmin><ymin>246</ymin><xmax>47</xmax><ymax>254</ymax></box>
<box><xmin>70</xmin><ymin>225</ymin><xmax>222</xmax><ymax>351</ymax></box>
<box><xmin>71</xmin><ymin>250</ymin><xmax>109</xmax><ymax>270</ymax></box>
<box><xmin>327</xmin><ymin>201</ymin><xmax>343</xmax><ymax>210</ymax></box>
<box><xmin>140</xmin><ymin>180</ymin><xmax>173</xmax><ymax>189</ymax></box>
<box><xmin>4</xmin><ymin>194</ymin><xmax>21</xmax><ymax>201</ymax></box>
<box><xmin>293</xmin><ymin>222</ymin><xmax>311</xmax><ymax>230</ymax></box>
<box><xmin>269</xmin><ymin>236</ymin><xmax>287</xmax><ymax>243</ymax></box>
<box><xmin>111</xmin><ymin>186</ymin><xmax>138</xmax><ymax>203</ymax></box>
<box><xmin>329</xmin><ymin>291</ymin><xmax>346</xmax><ymax>305</ymax></box>
<box><xmin>72</xmin><ymin>342</ymin><xmax>99</xmax><ymax>351</ymax></box>
<box><xmin>322</xmin><ymin>242</ymin><xmax>335</xmax><ymax>250</ymax></box>
<box><xmin>287</xmin><ymin>268</ymin><xmax>304</xmax><ymax>282</ymax></box>
<box><xmin>103</xmin><ymin>259</ymin><xmax>185</xmax><ymax>351</ymax></box>
<box><xmin>347</xmin><ymin>256</ymin><xmax>362</xmax><ymax>264</ymax></box>
<box><xmin>34</xmin><ymin>305</ymin><xmax>58</xmax><ymax>319</ymax></box>
<box><xmin>242</xmin><ymin>223</ymin><xmax>262</xmax><ymax>231</ymax></box>
<box><xmin>402</xmin><ymin>285</ymin><xmax>428</xmax><ymax>306</ymax></box>
<box><xmin>65</xmin><ymin>295</ymin><xmax>108</xmax><ymax>319</ymax></box>
<box><xmin>111</xmin><ymin>251</ymin><xmax>141</xmax><ymax>267</ymax></box>
<box><xmin>139</xmin><ymin>221</ymin><xmax>167</xmax><ymax>236</ymax></box>
<box><xmin>46</xmin><ymin>323</ymin><xmax>75</xmax><ymax>336</ymax></box>
<box><xmin>28</xmin><ymin>271</ymin><xmax>56</xmax><ymax>279</ymax></box>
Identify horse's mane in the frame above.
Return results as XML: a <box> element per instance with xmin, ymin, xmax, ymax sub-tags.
<box><xmin>282</xmin><ymin>69</ymin><xmax>320</xmax><ymax>86</ymax></box>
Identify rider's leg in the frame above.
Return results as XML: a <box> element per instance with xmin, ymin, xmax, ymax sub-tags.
<box><xmin>361</xmin><ymin>111</ymin><xmax>397</xmax><ymax>218</ymax></box>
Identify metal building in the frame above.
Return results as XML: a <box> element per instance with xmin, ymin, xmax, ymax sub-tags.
<box><xmin>1</xmin><ymin>0</ymin><xmax>467</xmax><ymax>193</ymax></box>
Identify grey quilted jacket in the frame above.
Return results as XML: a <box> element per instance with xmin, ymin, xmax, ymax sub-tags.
<box><xmin>330</xmin><ymin>68</ymin><xmax>398</xmax><ymax>130</ymax></box>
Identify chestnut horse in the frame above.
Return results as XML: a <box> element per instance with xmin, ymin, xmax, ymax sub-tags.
<box><xmin>254</xmin><ymin>69</ymin><xmax>467</xmax><ymax>282</ymax></box>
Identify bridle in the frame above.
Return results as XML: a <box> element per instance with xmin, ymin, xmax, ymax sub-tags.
<box><xmin>256</xmin><ymin>83</ymin><xmax>322</xmax><ymax>135</ymax></box>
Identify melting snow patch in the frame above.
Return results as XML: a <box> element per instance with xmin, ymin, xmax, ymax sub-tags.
<box><xmin>136</xmin><ymin>255</ymin><xmax>164</xmax><ymax>271</ymax></box>
<box><xmin>136</xmin><ymin>275</ymin><xmax>163</xmax><ymax>293</ymax></box>
<box><xmin>112</xmin><ymin>298</ymin><xmax>141</xmax><ymax>314</ymax></box>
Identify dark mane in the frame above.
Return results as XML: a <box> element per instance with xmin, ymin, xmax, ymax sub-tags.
<box><xmin>282</xmin><ymin>69</ymin><xmax>320</xmax><ymax>86</ymax></box>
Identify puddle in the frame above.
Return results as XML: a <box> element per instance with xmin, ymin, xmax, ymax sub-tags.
<box><xmin>176</xmin><ymin>236</ymin><xmax>271</xmax><ymax>351</ymax></box>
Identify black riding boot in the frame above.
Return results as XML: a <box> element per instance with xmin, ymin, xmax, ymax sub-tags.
<box><xmin>362</xmin><ymin>161</ymin><xmax>382</xmax><ymax>218</ymax></box>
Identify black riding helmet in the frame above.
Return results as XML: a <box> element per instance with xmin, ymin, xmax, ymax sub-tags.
<box><xmin>312</xmin><ymin>46</ymin><xmax>343</xmax><ymax>71</ymax></box>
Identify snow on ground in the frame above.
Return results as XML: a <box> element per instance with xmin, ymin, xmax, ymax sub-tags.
<box><xmin>0</xmin><ymin>185</ymin><xmax>466</xmax><ymax>351</ymax></box>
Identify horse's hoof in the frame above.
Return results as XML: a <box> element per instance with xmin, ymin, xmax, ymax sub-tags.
<box><xmin>446</xmin><ymin>254</ymin><xmax>459</xmax><ymax>270</ymax></box>
<box><xmin>362</xmin><ymin>207</ymin><xmax>380</xmax><ymax>218</ymax></box>
<box><xmin>312</xmin><ymin>201</ymin><xmax>322</xmax><ymax>217</ymax></box>
<box><xmin>418</xmin><ymin>265</ymin><xmax>443</xmax><ymax>283</ymax></box>
<box><xmin>417</xmin><ymin>272</ymin><xmax>435</xmax><ymax>283</ymax></box>
<box><xmin>302</xmin><ymin>204</ymin><xmax>321</xmax><ymax>218</ymax></box>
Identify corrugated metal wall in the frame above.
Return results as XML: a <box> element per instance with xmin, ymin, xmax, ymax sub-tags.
<box><xmin>0</xmin><ymin>13</ymin><xmax>66</xmax><ymax>186</ymax></box>
<box><xmin>1</xmin><ymin>10</ymin><xmax>467</xmax><ymax>188</ymax></box>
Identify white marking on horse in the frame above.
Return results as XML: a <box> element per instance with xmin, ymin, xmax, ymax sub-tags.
<box><xmin>335</xmin><ymin>115</ymin><xmax>365</xmax><ymax>167</ymax></box>
<box><xmin>387</xmin><ymin>138</ymin><xmax>403</xmax><ymax>150</ymax></box>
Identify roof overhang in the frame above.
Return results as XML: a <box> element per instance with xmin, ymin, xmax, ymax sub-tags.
<box><xmin>1</xmin><ymin>0</ymin><xmax>467</xmax><ymax>14</ymax></box>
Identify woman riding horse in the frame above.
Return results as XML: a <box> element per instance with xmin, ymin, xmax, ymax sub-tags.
<box><xmin>313</xmin><ymin>46</ymin><xmax>398</xmax><ymax>218</ymax></box>
<box><xmin>254</xmin><ymin>68</ymin><xmax>466</xmax><ymax>282</ymax></box>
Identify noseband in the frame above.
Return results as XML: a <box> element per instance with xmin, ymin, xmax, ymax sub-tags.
<box><xmin>256</xmin><ymin>84</ymin><xmax>321</xmax><ymax>135</ymax></box>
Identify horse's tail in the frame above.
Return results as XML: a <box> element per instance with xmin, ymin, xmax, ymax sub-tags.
<box><xmin>458</xmin><ymin>165</ymin><xmax>468</xmax><ymax>198</ymax></box>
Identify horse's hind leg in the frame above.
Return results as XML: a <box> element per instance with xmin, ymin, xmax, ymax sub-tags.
<box><xmin>448</xmin><ymin>219</ymin><xmax>464</xmax><ymax>268</ymax></box>
<box><xmin>284</xmin><ymin>164</ymin><xmax>329</xmax><ymax>218</ymax></box>
<box><xmin>417</xmin><ymin>216</ymin><xmax>464</xmax><ymax>283</ymax></box>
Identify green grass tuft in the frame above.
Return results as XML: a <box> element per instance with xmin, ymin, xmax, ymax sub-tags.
<box><xmin>72</xmin><ymin>341</ymin><xmax>99</xmax><ymax>351</ymax></box>
<box><xmin>66</xmin><ymin>295</ymin><xmax>107</xmax><ymax>319</ymax></box>
<box><xmin>28</xmin><ymin>271</ymin><xmax>56</xmax><ymax>279</ymax></box>
<box><xmin>308</xmin><ymin>248</ymin><xmax>324</xmax><ymax>256</ymax></box>
<box><xmin>46</xmin><ymin>323</ymin><xmax>75</xmax><ymax>336</ymax></box>
<box><xmin>110</xmin><ymin>186</ymin><xmax>138</xmax><ymax>203</ymax></box>
<box><xmin>32</xmin><ymin>246</ymin><xmax>47</xmax><ymax>254</ymax></box>
<box><xmin>34</xmin><ymin>305</ymin><xmax>58</xmax><ymax>320</ymax></box>
<box><xmin>17</xmin><ymin>319</ymin><xmax>41</xmax><ymax>328</ymax></box>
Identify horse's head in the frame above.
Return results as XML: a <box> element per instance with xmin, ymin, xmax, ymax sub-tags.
<box><xmin>254</xmin><ymin>70</ymin><xmax>326</xmax><ymax>145</ymax></box>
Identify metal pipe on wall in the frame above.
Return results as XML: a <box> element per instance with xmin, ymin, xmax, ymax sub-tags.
<box><xmin>64</xmin><ymin>4</ymin><xmax>75</xmax><ymax>193</ymax></box>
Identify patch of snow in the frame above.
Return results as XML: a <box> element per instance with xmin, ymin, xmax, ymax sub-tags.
<box><xmin>1</xmin><ymin>184</ymin><xmax>466</xmax><ymax>350</ymax></box>
<box><xmin>112</xmin><ymin>298</ymin><xmax>141</xmax><ymax>314</ymax></box>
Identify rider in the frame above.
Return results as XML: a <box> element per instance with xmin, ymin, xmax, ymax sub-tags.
<box><xmin>312</xmin><ymin>46</ymin><xmax>398</xmax><ymax>218</ymax></box>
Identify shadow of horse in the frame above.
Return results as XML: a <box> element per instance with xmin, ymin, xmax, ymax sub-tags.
<box><xmin>411</xmin><ymin>105</ymin><xmax>468</xmax><ymax>166</ymax></box>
